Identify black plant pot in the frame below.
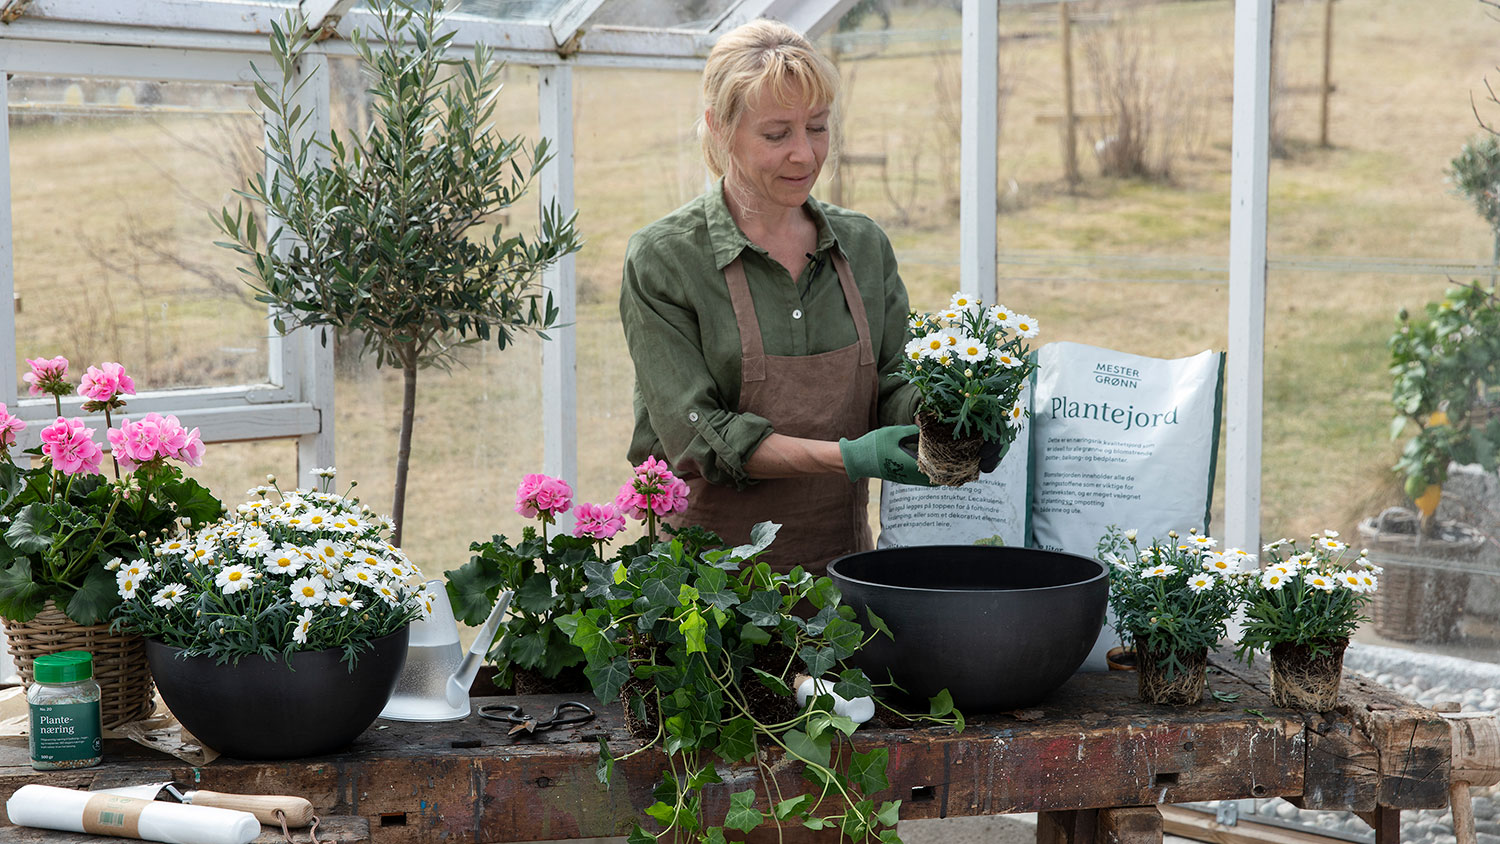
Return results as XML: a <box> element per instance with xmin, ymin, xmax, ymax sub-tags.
<box><xmin>828</xmin><ymin>546</ymin><xmax>1106</xmax><ymax>713</ymax></box>
<box><xmin>146</xmin><ymin>626</ymin><xmax>409</xmax><ymax>760</ymax></box>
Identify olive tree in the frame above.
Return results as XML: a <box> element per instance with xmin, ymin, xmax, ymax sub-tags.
<box><xmin>217</xmin><ymin>0</ymin><xmax>581</xmax><ymax>544</ymax></box>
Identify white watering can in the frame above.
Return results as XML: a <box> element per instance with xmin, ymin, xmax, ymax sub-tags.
<box><xmin>379</xmin><ymin>580</ymin><xmax>513</xmax><ymax>722</ymax></box>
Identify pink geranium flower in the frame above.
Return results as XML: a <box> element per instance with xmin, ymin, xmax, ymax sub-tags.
<box><xmin>514</xmin><ymin>473</ymin><xmax>573</xmax><ymax>522</ymax></box>
<box><xmin>614</xmin><ymin>456</ymin><xmax>690</xmax><ymax>521</ymax></box>
<box><xmin>21</xmin><ymin>356</ymin><xmax>69</xmax><ymax>397</ymax></box>
<box><xmin>0</xmin><ymin>403</ymin><xmax>25</xmax><ymax>448</ymax></box>
<box><xmin>39</xmin><ymin>417</ymin><xmax>103</xmax><ymax>476</ymax></box>
<box><xmin>107</xmin><ymin>413</ymin><xmax>207</xmax><ymax>471</ymax></box>
<box><xmin>78</xmin><ymin>361</ymin><xmax>135</xmax><ymax>405</ymax></box>
<box><xmin>572</xmin><ymin>502</ymin><xmax>625</xmax><ymax>540</ymax></box>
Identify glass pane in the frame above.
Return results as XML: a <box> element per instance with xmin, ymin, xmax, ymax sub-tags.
<box><xmin>350</xmin><ymin>0</ymin><xmax>568</xmax><ymax>23</ymax></box>
<box><xmin>589</xmin><ymin>0</ymin><xmax>739</xmax><ymax>31</ymax></box>
<box><xmin>8</xmin><ymin>76</ymin><xmax>270</xmax><ymax>393</ymax></box>
<box><xmin>181</xmin><ymin>439</ymin><xmax>299</xmax><ymax>511</ymax></box>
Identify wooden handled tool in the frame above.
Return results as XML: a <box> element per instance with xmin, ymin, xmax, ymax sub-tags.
<box><xmin>178</xmin><ymin>788</ymin><xmax>316</xmax><ymax>827</ymax></box>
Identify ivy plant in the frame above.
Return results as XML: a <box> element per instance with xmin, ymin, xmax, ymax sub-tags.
<box><xmin>562</xmin><ymin>524</ymin><xmax>963</xmax><ymax>843</ymax></box>
<box><xmin>216</xmin><ymin>0</ymin><xmax>581</xmax><ymax>544</ymax></box>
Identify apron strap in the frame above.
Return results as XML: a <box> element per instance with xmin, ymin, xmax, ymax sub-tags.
<box><xmin>723</xmin><ymin>257</ymin><xmax>767</xmax><ymax>383</ymax></box>
<box><xmin>831</xmin><ymin>251</ymin><xmax>876</xmax><ymax>367</ymax></box>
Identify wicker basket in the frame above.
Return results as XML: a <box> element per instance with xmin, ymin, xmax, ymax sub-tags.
<box><xmin>1358</xmin><ymin>509</ymin><xmax>1485</xmax><ymax>644</ymax></box>
<box><xmin>4</xmin><ymin>601</ymin><xmax>155</xmax><ymax>728</ymax></box>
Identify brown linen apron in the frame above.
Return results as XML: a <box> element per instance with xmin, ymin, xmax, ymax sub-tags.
<box><xmin>669</xmin><ymin>251</ymin><xmax>880</xmax><ymax>575</ymax></box>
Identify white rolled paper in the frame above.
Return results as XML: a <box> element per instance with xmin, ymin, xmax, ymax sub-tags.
<box><xmin>796</xmin><ymin>676</ymin><xmax>876</xmax><ymax>723</ymax></box>
<box><xmin>6</xmin><ymin>784</ymin><xmax>260</xmax><ymax>844</ymax></box>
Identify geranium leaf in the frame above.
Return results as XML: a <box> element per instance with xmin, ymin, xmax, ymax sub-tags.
<box><xmin>723</xmin><ymin>789</ymin><xmax>763</xmax><ymax>833</ymax></box>
<box><xmin>0</xmin><ymin>560</ymin><xmax>44</xmax><ymax>622</ymax></box>
<box><xmin>444</xmin><ymin>561</ymin><xmax>504</xmax><ymax>625</ymax></box>
<box><xmin>66</xmin><ymin>566</ymin><xmax>120</xmax><ymax>626</ymax></box>
<box><xmin>510</xmin><ymin>630</ymin><xmax>548</xmax><ymax>669</ymax></box>
<box><xmin>5</xmin><ymin>504</ymin><xmax>54</xmax><ymax>555</ymax></box>
<box><xmin>514</xmin><ymin>571</ymin><xmax>555</xmax><ymax>614</ymax></box>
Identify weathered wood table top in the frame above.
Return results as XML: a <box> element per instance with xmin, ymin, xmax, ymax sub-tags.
<box><xmin>0</xmin><ymin>657</ymin><xmax>1451</xmax><ymax>843</ymax></box>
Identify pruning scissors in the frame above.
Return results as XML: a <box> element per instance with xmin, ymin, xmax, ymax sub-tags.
<box><xmin>477</xmin><ymin>701</ymin><xmax>596</xmax><ymax>736</ymax></box>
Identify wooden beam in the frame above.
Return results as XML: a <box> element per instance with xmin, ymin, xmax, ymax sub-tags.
<box><xmin>960</xmin><ymin>0</ymin><xmax>998</xmax><ymax>304</ymax></box>
<box><xmin>1040</xmin><ymin>810</ymin><xmax>1099</xmax><ymax>844</ymax></box>
<box><xmin>299</xmin><ymin>0</ymin><xmax>357</xmax><ymax>38</ymax></box>
<box><xmin>0</xmin><ymin>78</ymin><xmax>16</xmax><ymax>408</ymax></box>
<box><xmin>1163</xmin><ymin>805</ymin><xmax>1359</xmax><ymax>844</ymax></box>
<box><xmin>1099</xmin><ymin>807</ymin><xmax>1163</xmax><ymax>844</ymax></box>
<box><xmin>549</xmin><ymin>0</ymin><xmax>607</xmax><ymax>48</ymax></box>
<box><xmin>539</xmin><ymin>65</ymin><xmax>579</xmax><ymax>515</ymax></box>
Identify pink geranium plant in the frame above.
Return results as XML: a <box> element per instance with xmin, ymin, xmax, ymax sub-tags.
<box><xmin>446</xmin><ymin>459</ymin><xmax>697</xmax><ymax>690</ymax></box>
<box><xmin>0</xmin><ymin>359</ymin><xmax>223</xmax><ymax>625</ymax></box>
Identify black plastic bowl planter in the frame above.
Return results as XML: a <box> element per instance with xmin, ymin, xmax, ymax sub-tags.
<box><xmin>828</xmin><ymin>546</ymin><xmax>1107</xmax><ymax>712</ymax></box>
<box><xmin>146</xmin><ymin>626</ymin><xmax>409</xmax><ymax>759</ymax></box>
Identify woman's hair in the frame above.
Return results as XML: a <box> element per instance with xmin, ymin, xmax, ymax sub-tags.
<box><xmin>699</xmin><ymin>19</ymin><xmax>840</xmax><ymax>180</ymax></box>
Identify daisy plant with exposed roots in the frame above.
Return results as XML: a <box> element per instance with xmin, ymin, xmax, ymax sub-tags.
<box><xmin>1233</xmin><ymin>532</ymin><xmax>1379</xmax><ymax>661</ymax></box>
<box><xmin>113</xmin><ymin>469</ymin><xmax>432</xmax><ymax>667</ymax></box>
<box><xmin>900</xmin><ymin>293</ymin><xmax>1039</xmax><ymax>443</ymax></box>
<box><xmin>1097</xmin><ymin>526</ymin><xmax>1246</xmax><ymax>679</ymax></box>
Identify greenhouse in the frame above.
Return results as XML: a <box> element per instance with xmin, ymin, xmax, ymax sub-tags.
<box><xmin>0</xmin><ymin>1</ymin><xmax>1496</xmax><ymax>843</ymax></box>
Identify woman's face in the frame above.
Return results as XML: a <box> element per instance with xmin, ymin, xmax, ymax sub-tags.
<box><xmin>718</xmin><ymin>85</ymin><xmax>830</xmax><ymax>213</ymax></box>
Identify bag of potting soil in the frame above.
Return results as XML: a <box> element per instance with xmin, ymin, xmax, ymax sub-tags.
<box><xmin>876</xmin><ymin>412</ymin><xmax>1030</xmax><ymax>549</ymax></box>
<box><xmin>1028</xmin><ymin>342</ymin><xmax>1225</xmax><ymax>669</ymax></box>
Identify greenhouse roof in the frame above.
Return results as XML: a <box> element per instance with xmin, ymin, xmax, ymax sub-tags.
<box><xmin>0</xmin><ymin>0</ymin><xmax>865</xmax><ymax>70</ymax></box>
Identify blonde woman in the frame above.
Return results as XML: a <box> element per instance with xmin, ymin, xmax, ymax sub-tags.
<box><xmin>620</xmin><ymin>20</ymin><xmax>937</xmax><ymax>574</ymax></box>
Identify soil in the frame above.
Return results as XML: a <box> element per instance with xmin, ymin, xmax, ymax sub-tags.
<box><xmin>512</xmin><ymin>665</ymin><xmax>592</xmax><ymax>696</ymax></box>
<box><xmin>1136</xmin><ymin>641</ymin><xmax>1207</xmax><ymax>706</ymax></box>
<box><xmin>915</xmin><ymin>411</ymin><xmax>984</xmax><ymax>487</ymax></box>
<box><xmin>1269</xmin><ymin>638</ymin><xmax>1347</xmax><ymax>711</ymax></box>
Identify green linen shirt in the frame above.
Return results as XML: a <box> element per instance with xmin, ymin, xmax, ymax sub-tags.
<box><xmin>620</xmin><ymin>182</ymin><xmax>921</xmax><ymax>489</ymax></box>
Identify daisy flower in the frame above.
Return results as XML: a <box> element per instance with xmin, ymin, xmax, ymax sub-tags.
<box><xmin>1357</xmin><ymin>572</ymin><xmax>1378</xmax><ymax>592</ymax></box>
<box><xmin>917</xmin><ymin>333</ymin><xmax>950</xmax><ymax>356</ymax></box>
<box><xmin>1202</xmin><ymin>553</ymin><xmax>1236</xmax><ymax>574</ymax></box>
<box><xmin>1316</xmin><ymin>537</ymin><xmax>1347</xmax><ymax>555</ymax></box>
<box><xmin>949</xmin><ymin>291</ymin><xmax>979</xmax><ymax>311</ymax></box>
<box><xmin>188</xmin><ymin>544</ymin><xmax>215</xmax><ymax>565</ymax></box>
<box><xmin>1007</xmin><ymin>399</ymin><xmax>1026</xmax><ymax>426</ymax></box>
<box><xmin>343</xmin><ymin>564</ymin><xmax>380</xmax><ymax>589</ymax></box>
<box><xmin>1186</xmin><ymin>534</ymin><xmax>1218</xmax><ymax>550</ymax></box>
<box><xmin>292</xmin><ymin>608</ymin><xmax>315</xmax><ymax>645</ymax></box>
<box><xmin>1260</xmin><ymin>569</ymin><xmax>1288</xmax><ymax>590</ymax></box>
<box><xmin>994</xmin><ymin>352</ymin><xmax>1022</xmax><ymax>368</ymax></box>
<box><xmin>310</xmin><ymin>538</ymin><xmax>342</xmax><ymax>565</ymax></box>
<box><xmin>1339</xmin><ymin>572</ymin><xmax>1366</xmax><ymax>592</ymax></box>
<box><xmin>215</xmin><ymin>564</ymin><xmax>258</xmax><ymax>595</ymax></box>
<box><xmin>264</xmin><ymin>546</ymin><xmax>306</xmax><ymax>576</ymax></box>
<box><xmin>117</xmin><ymin>576</ymin><xmax>139</xmax><ymax>600</ymax></box>
<box><xmin>375</xmin><ymin>582</ymin><xmax>403</xmax><ymax>606</ymax></box>
<box><xmin>1305</xmin><ymin>572</ymin><xmax>1336</xmax><ymax>592</ymax></box>
<box><xmin>151</xmin><ymin>583</ymin><xmax>188</xmax><ymax>607</ymax></box>
<box><xmin>289</xmin><ymin>576</ymin><xmax>327</xmax><ymax>607</ymax></box>
<box><xmin>904</xmin><ymin>337</ymin><xmax>927</xmax><ymax>362</ymax></box>
<box><xmin>986</xmin><ymin>304</ymin><xmax>1014</xmax><ymax>328</ymax></box>
<box><xmin>155</xmin><ymin>537</ymin><xmax>190</xmax><ymax>556</ymax></box>
<box><xmin>1187</xmin><ymin>573</ymin><xmax>1216</xmax><ymax>592</ymax></box>
<box><xmin>303</xmin><ymin>509</ymin><xmax>334</xmax><ymax>529</ymax></box>
<box><xmin>328</xmin><ymin>591</ymin><xmax>364</xmax><ymax>612</ymax></box>
<box><xmin>117</xmin><ymin>559</ymin><xmax>152</xmax><ymax>582</ymax></box>
<box><xmin>1013</xmin><ymin>313</ymin><xmax>1039</xmax><ymax>338</ymax></box>
<box><xmin>1220</xmin><ymin>548</ymin><xmax>1257</xmax><ymax>569</ymax></box>
<box><xmin>956</xmin><ymin>338</ymin><xmax>989</xmax><ymax>363</ymax></box>
<box><xmin>1142</xmin><ymin>564</ymin><xmax>1177</xmax><ymax>579</ymax></box>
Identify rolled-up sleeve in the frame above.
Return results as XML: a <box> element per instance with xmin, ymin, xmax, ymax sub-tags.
<box><xmin>621</xmin><ymin>234</ymin><xmax>772</xmax><ymax>490</ymax></box>
<box><xmin>873</xmin><ymin>233</ymin><xmax>922</xmax><ymax>427</ymax></box>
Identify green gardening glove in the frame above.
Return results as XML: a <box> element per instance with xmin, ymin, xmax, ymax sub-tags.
<box><xmin>838</xmin><ymin>425</ymin><xmax>933</xmax><ymax>486</ymax></box>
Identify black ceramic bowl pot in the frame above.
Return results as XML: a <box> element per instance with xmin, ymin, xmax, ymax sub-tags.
<box><xmin>827</xmin><ymin>546</ymin><xmax>1107</xmax><ymax>713</ymax></box>
<box><xmin>147</xmin><ymin>626</ymin><xmax>409</xmax><ymax>760</ymax></box>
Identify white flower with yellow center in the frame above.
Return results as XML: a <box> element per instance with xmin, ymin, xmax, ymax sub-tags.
<box><xmin>117</xmin><ymin>576</ymin><xmax>139</xmax><ymax>600</ymax></box>
<box><xmin>1202</xmin><ymin>554</ymin><xmax>1234</xmax><ymax>574</ymax></box>
<box><xmin>344</xmin><ymin>564</ymin><xmax>379</xmax><ymax>589</ymax></box>
<box><xmin>238</xmin><ymin>536</ymin><xmax>273</xmax><ymax>559</ymax></box>
<box><xmin>117</xmin><ymin>560</ymin><xmax>151</xmax><ymax>582</ymax></box>
<box><xmin>949</xmin><ymin>291</ymin><xmax>978</xmax><ymax>311</ymax></box>
<box><xmin>292</xmin><ymin>608</ymin><xmax>315</xmax><ymax>645</ymax></box>
<box><xmin>1306</xmin><ymin>572</ymin><xmax>1336</xmax><ymax>592</ymax></box>
<box><xmin>337</xmin><ymin>544</ymin><xmax>359</xmax><ymax>562</ymax></box>
<box><xmin>311</xmin><ymin>538</ymin><xmax>341</xmax><ymax>564</ymax></box>
<box><xmin>189</xmin><ymin>544</ymin><xmax>215</xmax><ymax>564</ymax></box>
<box><xmin>1261</xmin><ymin>569</ymin><xmax>1288</xmax><ymax>590</ymax></box>
<box><xmin>156</xmin><ymin>537</ymin><xmax>189</xmax><ymax>556</ymax></box>
<box><xmin>151</xmin><ymin>583</ymin><xmax>188</xmax><ymax>607</ymax></box>
<box><xmin>940</xmin><ymin>309</ymin><xmax>964</xmax><ymax>322</ymax></box>
<box><xmin>215</xmin><ymin>564</ymin><xmax>257</xmax><ymax>595</ymax></box>
<box><xmin>1142</xmin><ymin>564</ymin><xmax>1177</xmax><ymax>579</ymax></box>
<box><xmin>1262</xmin><ymin>538</ymin><xmax>1291</xmax><ymax>552</ymax></box>
<box><xmin>1220</xmin><ymin>548</ymin><xmax>1257</xmax><ymax>569</ymax></box>
<box><xmin>1008</xmin><ymin>399</ymin><xmax>1026</xmax><ymax>426</ymax></box>
<box><xmin>919</xmin><ymin>333</ymin><xmax>948</xmax><ymax>356</ymax></box>
<box><xmin>986</xmin><ymin>304</ymin><xmax>1013</xmax><ymax>327</ymax></box>
<box><xmin>263</xmin><ymin>546</ymin><xmax>306</xmax><ymax>576</ymax></box>
<box><xmin>1317</xmin><ymin>537</ymin><xmax>1347</xmax><ymax>555</ymax></box>
<box><xmin>289</xmin><ymin>576</ymin><xmax>327</xmax><ymax>607</ymax></box>
<box><xmin>384</xmin><ymin>560</ymin><xmax>414</xmax><ymax>580</ymax></box>
<box><xmin>375</xmin><ymin>582</ymin><xmax>403</xmax><ymax>606</ymax></box>
<box><xmin>1187</xmin><ymin>573</ymin><xmax>1216</xmax><ymax>592</ymax></box>
<box><xmin>1013</xmin><ymin>313</ymin><xmax>1039</xmax><ymax>338</ymax></box>
<box><xmin>328</xmin><ymin>591</ymin><xmax>363</xmax><ymax>612</ymax></box>
<box><xmin>418</xmin><ymin>586</ymin><xmax>438</xmax><ymax>618</ymax></box>
<box><xmin>956</xmin><ymin>338</ymin><xmax>989</xmax><ymax>363</ymax></box>
<box><xmin>1357</xmin><ymin>572</ymin><xmax>1378</xmax><ymax>593</ymax></box>
<box><xmin>1339</xmin><ymin>572</ymin><xmax>1365</xmax><ymax>592</ymax></box>
<box><xmin>904</xmin><ymin>336</ymin><xmax>928</xmax><ymax>362</ymax></box>
<box><xmin>994</xmin><ymin>352</ymin><xmax>1022</xmax><ymax>368</ymax></box>
<box><xmin>1187</xmin><ymin>535</ymin><xmax>1217</xmax><ymax>550</ymax></box>
<box><xmin>303</xmin><ymin>509</ymin><xmax>333</xmax><ymax>529</ymax></box>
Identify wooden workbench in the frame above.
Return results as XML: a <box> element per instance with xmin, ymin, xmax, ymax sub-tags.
<box><xmin>0</xmin><ymin>656</ymin><xmax>1451</xmax><ymax>844</ymax></box>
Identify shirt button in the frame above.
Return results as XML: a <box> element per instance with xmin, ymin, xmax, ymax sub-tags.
<box><xmin>792</xmin><ymin>309</ymin><xmax>803</xmax><ymax>320</ymax></box>
<box><xmin>688</xmin><ymin>411</ymin><xmax>699</xmax><ymax>423</ymax></box>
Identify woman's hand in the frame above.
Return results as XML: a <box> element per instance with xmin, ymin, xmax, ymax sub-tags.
<box><xmin>838</xmin><ymin>426</ymin><xmax>933</xmax><ymax>486</ymax></box>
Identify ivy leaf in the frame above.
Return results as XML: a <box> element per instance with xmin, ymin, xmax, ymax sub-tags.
<box><xmin>803</xmin><ymin>816</ymin><xmax>827</xmax><ymax>830</ymax></box>
<box><xmin>626</xmin><ymin>825</ymin><xmax>655</xmax><ymax>844</ymax></box>
<box><xmin>716</xmin><ymin>716</ymin><xmax>755</xmax><ymax>762</ymax></box>
<box><xmin>798</xmin><ymin>644</ymin><xmax>836</xmax><ymax>679</ymax></box>
<box><xmin>849</xmin><ymin>747</ymin><xmax>890</xmax><ymax>794</ymax></box>
<box><xmin>783</xmin><ymin>729</ymin><xmax>830</xmax><ymax>769</ymax></box>
<box><xmin>644</xmin><ymin>801</ymin><xmax>676</xmax><ymax>825</ymax></box>
<box><xmin>595</xmin><ymin>737</ymin><xmax>614</xmax><ymax>785</ymax></box>
<box><xmin>739</xmin><ymin>623</ymin><xmax>771</xmax><ymax>646</ymax></box>
<box><xmin>876</xmin><ymin>800</ymin><xmax>902</xmax><ymax>827</ymax></box>
<box><xmin>833</xmin><ymin>669</ymin><xmax>875</xmax><ymax>701</ymax></box>
<box><xmin>585</xmin><ymin>656</ymin><xmax>631</xmax><ymax>703</ymax></box>
<box><xmin>686</xmin><ymin>764</ymin><xmax>723</xmax><ymax>790</ymax></box>
<box><xmin>822</xmin><ymin>616</ymin><xmax>863</xmax><ymax>657</ymax></box>
<box><xmin>840</xmin><ymin>805</ymin><xmax>871</xmax><ymax>841</ymax></box>
<box><xmin>731</xmin><ymin>521</ymin><xmax>780</xmax><ymax>560</ymax></box>
<box><xmin>749</xmin><ymin>667</ymin><xmax>791</xmax><ymax>696</ymax></box>
<box><xmin>738</xmin><ymin>591</ymin><xmax>781</xmax><ymax>626</ymax></box>
<box><xmin>703</xmin><ymin>828</ymin><xmax>728</xmax><ymax>844</ymax></box>
<box><xmin>775</xmin><ymin>794</ymin><xmax>812</xmax><ymax>820</ymax></box>
<box><xmin>681</xmin><ymin>609</ymin><xmax>707</xmax><ymax>654</ymax></box>
<box><xmin>865</xmin><ymin>605</ymin><xmax>894</xmax><ymax>640</ymax></box>
<box><xmin>724</xmin><ymin>789</ymin><xmax>763</xmax><ymax>833</ymax></box>
<box><xmin>930</xmin><ymin>688</ymin><xmax>955</xmax><ymax>718</ymax></box>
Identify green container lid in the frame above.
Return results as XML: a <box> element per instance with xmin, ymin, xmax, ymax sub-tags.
<box><xmin>33</xmin><ymin>651</ymin><xmax>94</xmax><ymax>684</ymax></box>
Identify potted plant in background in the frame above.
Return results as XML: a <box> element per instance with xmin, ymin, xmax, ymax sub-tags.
<box><xmin>114</xmin><ymin>469</ymin><xmax>431</xmax><ymax>759</ymax></box>
<box><xmin>215</xmin><ymin>0</ymin><xmax>582</xmax><ymax>544</ymax></box>
<box><xmin>446</xmin><ymin>461</ymin><xmax>688</xmax><ymax>694</ymax></box>
<box><xmin>1234</xmin><ymin>532</ymin><xmax>1379</xmax><ymax>711</ymax></box>
<box><xmin>0</xmin><ymin>357</ymin><xmax>221</xmax><ymax>727</ymax></box>
<box><xmin>899</xmin><ymin>293</ymin><xmax>1038</xmax><ymax>485</ymax></box>
<box><xmin>562</xmin><ymin>521</ymin><xmax>964</xmax><ymax>843</ymax></box>
<box><xmin>1097</xmin><ymin>526</ymin><xmax>1244</xmax><ymax>705</ymax></box>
